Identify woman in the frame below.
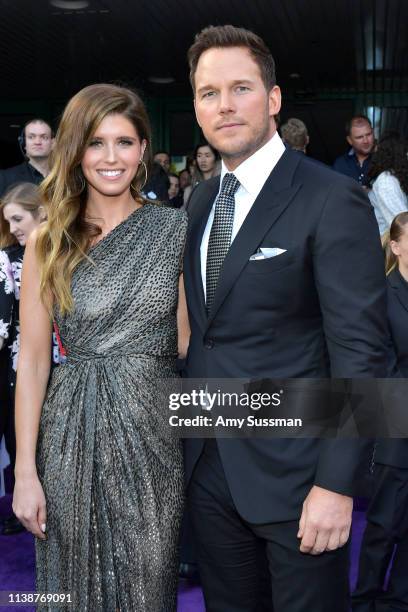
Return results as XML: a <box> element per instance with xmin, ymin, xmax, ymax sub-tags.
<box><xmin>12</xmin><ymin>84</ymin><xmax>189</xmax><ymax>611</ymax></box>
<box><xmin>0</xmin><ymin>183</ymin><xmax>48</xmax><ymax>535</ymax></box>
<box><xmin>368</xmin><ymin>132</ymin><xmax>408</xmax><ymax>236</ymax></box>
<box><xmin>353</xmin><ymin>212</ymin><xmax>408</xmax><ymax>611</ymax></box>
<box><xmin>183</xmin><ymin>141</ymin><xmax>220</xmax><ymax>206</ymax></box>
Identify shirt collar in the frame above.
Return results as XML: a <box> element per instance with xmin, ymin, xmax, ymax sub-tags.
<box><xmin>219</xmin><ymin>132</ymin><xmax>286</xmax><ymax>196</ymax></box>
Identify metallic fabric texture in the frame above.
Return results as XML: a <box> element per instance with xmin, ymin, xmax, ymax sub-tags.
<box><xmin>35</xmin><ymin>204</ymin><xmax>187</xmax><ymax>611</ymax></box>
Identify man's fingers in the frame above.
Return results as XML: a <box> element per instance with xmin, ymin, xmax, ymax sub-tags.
<box><xmin>339</xmin><ymin>526</ymin><xmax>351</xmax><ymax>548</ymax></box>
<box><xmin>310</xmin><ymin>529</ymin><xmax>330</xmax><ymax>555</ymax></box>
<box><xmin>297</xmin><ymin>508</ymin><xmax>306</xmax><ymax>538</ymax></box>
<box><xmin>299</xmin><ymin>525</ymin><xmax>317</xmax><ymax>553</ymax></box>
<box><xmin>326</xmin><ymin>530</ymin><xmax>341</xmax><ymax>552</ymax></box>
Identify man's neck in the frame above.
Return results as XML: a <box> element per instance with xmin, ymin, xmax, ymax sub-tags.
<box><xmin>28</xmin><ymin>157</ymin><xmax>49</xmax><ymax>177</ymax></box>
<box><xmin>355</xmin><ymin>152</ymin><xmax>369</xmax><ymax>166</ymax></box>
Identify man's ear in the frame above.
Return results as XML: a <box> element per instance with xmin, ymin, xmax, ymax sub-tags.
<box><xmin>268</xmin><ymin>86</ymin><xmax>281</xmax><ymax>118</ymax></box>
<box><xmin>346</xmin><ymin>135</ymin><xmax>353</xmax><ymax>147</ymax></box>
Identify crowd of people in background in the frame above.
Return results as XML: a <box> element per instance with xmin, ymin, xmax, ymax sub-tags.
<box><xmin>1</xmin><ymin>100</ymin><xmax>408</xmax><ymax>611</ymax></box>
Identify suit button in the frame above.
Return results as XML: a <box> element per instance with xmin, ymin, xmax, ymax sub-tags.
<box><xmin>204</xmin><ymin>339</ymin><xmax>214</xmax><ymax>349</ymax></box>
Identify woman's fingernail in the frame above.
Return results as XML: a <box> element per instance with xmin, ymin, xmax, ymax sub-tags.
<box><xmin>41</xmin><ymin>524</ymin><xmax>46</xmax><ymax>533</ymax></box>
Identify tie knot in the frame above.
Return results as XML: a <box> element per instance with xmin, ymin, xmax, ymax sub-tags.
<box><xmin>221</xmin><ymin>173</ymin><xmax>240</xmax><ymax>197</ymax></box>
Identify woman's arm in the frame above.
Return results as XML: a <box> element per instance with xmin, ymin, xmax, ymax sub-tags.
<box><xmin>0</xmin><ymin>249</ymin><xmax>15</xmax><ymax>351</ymax></box>
<box><xmin>13</xmin><ymin>230</ymin><xmax>52</xmax><ymax>540</ymax></box>
<box><xmin>177</xmin><ymin>274</ymin><xmax>190</xmax><ymax>359</ymax></box>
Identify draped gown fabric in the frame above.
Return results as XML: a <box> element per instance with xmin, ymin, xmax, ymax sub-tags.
<box><xmin>36</xmin><ymin>204</ymin><xmax>187</xmax><ymax>611</ymax></box>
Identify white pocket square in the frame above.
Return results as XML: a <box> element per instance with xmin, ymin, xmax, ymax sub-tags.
<box><xmin>249</xmin><ymin>248</ymin><xmax>287</xmax><ymax>261</ymax></box>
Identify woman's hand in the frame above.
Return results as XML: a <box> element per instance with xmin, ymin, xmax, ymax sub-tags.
<box><xmin>13</xmin><ymin>474</ymin><xmax>47</xmax><ymax>540</ymax></box>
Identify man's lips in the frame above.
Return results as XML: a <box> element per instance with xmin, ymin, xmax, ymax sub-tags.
<box><xmin>216</xmin><ymin>123</ymin><xmax>244</xmax><ymax>130</ymax></box>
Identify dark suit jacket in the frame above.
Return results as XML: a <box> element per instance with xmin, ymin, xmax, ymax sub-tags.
<box><xmin>183</xmin><ymin>148</ymin><xmax>388</xmax><ymax>524</ymax></box>
<box><xmin>375</xmin><ymin>269</ymin><xmax>408</xmax><ymax>469</ymax></box>
<box><xmin>0</xmin><ymin>161</ymin><xmax>43</xmax><ymax>197</ymax></box>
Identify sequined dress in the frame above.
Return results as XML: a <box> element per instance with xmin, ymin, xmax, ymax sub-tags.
<box><xmin>36</xmin><ymin>204</ymin><xmax>187</xmax><ymax>611</ymax></box>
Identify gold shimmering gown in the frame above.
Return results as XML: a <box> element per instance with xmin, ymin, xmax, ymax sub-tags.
<box><xmin>36</xmin><ymin>204</ymin><xmax>187</xmax><ymax>611</ymax></box>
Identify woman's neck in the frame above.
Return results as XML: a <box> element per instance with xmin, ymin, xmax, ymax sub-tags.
<box><xmin>398</xmin><ymin>263</ymin><xmax>408</xmax><ymax>283</ymax></box>
<box><xmin>85</xmin><ymin>190</ymin><xmax>140</xmax><ymax>230</ymax></box>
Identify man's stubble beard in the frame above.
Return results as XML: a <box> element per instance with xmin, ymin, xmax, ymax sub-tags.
<box><xmin>215</xmin><ymin>112</ymin><xmax>274</xmax><ymax>166</ymax></box>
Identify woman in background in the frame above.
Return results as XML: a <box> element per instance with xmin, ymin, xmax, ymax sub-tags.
<box><xmin>0</xmin><ymin>182</ymin><xmax>48</xmax><ymax>535</ymax></box>
<box><xmin>353</xmin><ymin>212</ymin><xmax>408</xmax><ymax>612</ymax></box>
<box><xmin>368</xmin><ymin>132</ymin><xmax>408</xmax><ymax>236</ymax></box>
<box><xmin>12</xmin><ymin>84</ymin><xmax>189</xmax><ymax>611</ymax></box>
<box><xmin>183</xmin><ymin>141</ymin><xmax>220</xmax><ymax>207</ymax></box>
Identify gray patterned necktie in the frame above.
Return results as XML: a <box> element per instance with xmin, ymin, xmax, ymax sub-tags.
<box><xmin>206</xmin><ymin>173</ymin><xmax>241</xmax><ymax>312</ymax></box>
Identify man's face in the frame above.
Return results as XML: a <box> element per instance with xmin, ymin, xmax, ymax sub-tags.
<box><xmin>24</xmin><ymin>121</ymin><xmax>53</xmax><ymax>160</ymax></box>
<box><xmin>347</xmin><ymin>122</ymin><xmax>374</xmax><ymax>158</ymax></box>
<box><xmin>154</xmin><ymin>152</ymin><xmax>170</xmax><ymax>173</ymax></box>
<box><xmin>193</xmin><ymin>47</ymin><xmax>281</xmax><ymax>170</ymax></box>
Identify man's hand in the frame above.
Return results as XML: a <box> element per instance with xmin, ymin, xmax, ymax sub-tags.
<box><xmin>297</xmin><ymin>485</ymin><xmax>353</xmax><ymax>555</ymax></box>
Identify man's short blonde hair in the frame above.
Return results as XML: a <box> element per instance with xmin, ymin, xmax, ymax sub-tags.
<box><xmin>280</xmin><ymin>118</ymin><xmax>309</xmax><ymax>151</ymax></box>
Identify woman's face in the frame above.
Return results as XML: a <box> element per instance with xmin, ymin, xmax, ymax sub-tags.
<box><xmin>3</xmin><ymin>203</ymin><xmax>41</xmax><ymax>246</ymax></box>
<box><xmin>168</xmin><ymin>176</ymin><xmax>180</xmax><ymax>199</ymax></box>
<box><xmin>391</xmin><ymin>225</ymin><xmax>408</xmax><ymax>271</ymax></box>
<box><xmin>81</xmin><ymin>113</ymin><xmax>146</xmax><ymax>199</ymax></box>
<box><xmin>196</xmin><ymin>146</ymin><xmax>216</xmax><ymax>173</ymax></box>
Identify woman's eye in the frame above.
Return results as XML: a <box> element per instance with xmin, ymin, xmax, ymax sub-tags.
<box><xmin>119</xmin><ymin>139</ymin><xmax>133</xmax><ymax>146</ymax></box>
<box><xmin>89</xmin><ymin>139</ymin><xmax>103</xmax><ymax>147</ymax></box>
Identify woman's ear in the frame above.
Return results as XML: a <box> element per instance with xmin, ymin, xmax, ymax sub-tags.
<box><xmin>38</xmin><ymin>205</ymin><xmax>47</xmax><ymax>222</ymax></box>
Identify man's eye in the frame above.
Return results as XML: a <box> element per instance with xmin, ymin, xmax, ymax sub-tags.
<box><xmin>236</xmin><ymin>86</ymin><xmax>249</xmax><ymax>92</ymax></box>
<box><xmin>202</xmin><ymin>91</ymin><xmax>215</xmax><ymax>99</ymax></box>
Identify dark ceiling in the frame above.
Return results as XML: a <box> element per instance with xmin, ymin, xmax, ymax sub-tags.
<box><xmin>1</xmin><ymin>0</ymin><xmax>407</xmax><ymax>100</ymax></box>
<box><xmin>0</xmin><ymin>0</ymin><xmax>407</xmax><ymax>166</ymax></box>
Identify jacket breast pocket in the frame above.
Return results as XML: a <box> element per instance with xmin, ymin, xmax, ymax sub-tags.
<box><xmin>246</xmin><ymin>251</ymin><xmax>296</xmax><ymax>274</ymax></box>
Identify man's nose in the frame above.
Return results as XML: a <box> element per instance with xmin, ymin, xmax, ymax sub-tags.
<box><xmin>219</xmin><ymin>91</ymin><xmax>235</xmax><ymax>114</ymax></box>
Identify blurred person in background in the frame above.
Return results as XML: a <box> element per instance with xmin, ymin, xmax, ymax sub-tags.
<box><xmin>0</xmin><ymin>182</ymin><xmax>47</xmax><ymax>535</ymax></box>
<box><xmin>367</xmin><ymin>131</ymin><xmax>408</xmax><ymax>236</ymax></box>
<box><xmin>0</xmin><ymin>119</ymin><xmax>54</xmax><ymax>197</ymax></box>
<box><xmin>153</xmin><ymin>150</ymin><xmax>171</xmax><ymax>173</ymax></box>
<box><xmin>168</xmin><ymin>172</ymin><xmax>183</xmax><ymax>208</ymax></box>
<box><xmin>353</xmin><ymin>212</ymin><xmax>408</xmax><ymax>612</ymax></box>
<box><xmin>183</xmin><ymin>141</ymin><xmax>221</xmax><ymax>206</ymax></box>
<box><xmin>333</xmin><ymin>116</ymin><xmax>374</xmax><ymax>187</ymax></box>
<box><xmin>280</xmin><ymin>117</ymin><xmax>309</xmax><ymax>154</ymax></box>
<box><xmin>179</xmin><ymin>168</ymin><xmax>192</xmax><ymax>191</ymax></box>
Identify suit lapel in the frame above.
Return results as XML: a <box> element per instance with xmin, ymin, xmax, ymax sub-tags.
<box><xmin>206</xmin><ymin>150</ymin><xmax>302</xmax><ymax>329</ymax></box>
<box><xmin>389</xmin><ymin>269</ymin><xmax>408</xmax><ymax>315</ymax></box>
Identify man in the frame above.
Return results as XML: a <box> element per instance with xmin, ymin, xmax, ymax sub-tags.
<box><xmin>280</xmin><ymin>117</ymin><xmax>309</xmax><ymax>153</ymax></box>
<box><xmin>183</xmin><ymin>25</ymin><xmax>388</xmax><ymax>611</ymax></box>
<box><xmin>0</xmin><ymin>118</ymin><xmax>54</xmax><ymax>197</ymax></box>
<box><xmin>153</xmin><ymin>150</ymin><xmax>171</xmax><ymax>173</ymax></box>
<box><xmin>333</xmin><ymin>116</ymin><xmax>375</xmax><ymax>187</ymax></box>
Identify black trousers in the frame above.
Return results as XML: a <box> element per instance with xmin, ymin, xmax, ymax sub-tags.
<box><xmin>188</xmin><ymin>439</ymin><xmax>350</xmax><ymax>612</ymax></box>
<box><xmin>352</xmin><ymin>465</ymin><xmax>408</xmax><ymax>612</ymax></box>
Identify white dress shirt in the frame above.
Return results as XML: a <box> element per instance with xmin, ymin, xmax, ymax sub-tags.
<box><xmin>368</xmin><ymin>171</ymin><xmax>408</xmax><ymax>236</ymax></box>
<box><xmin>200</xmin><ymin>132</ymin><xmax>286</xmax><ymax>298</ymax></box>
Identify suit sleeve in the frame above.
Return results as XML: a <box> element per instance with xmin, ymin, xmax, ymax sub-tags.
<box><xmin>312</xmin><ymin>178</ymin><xmax>388</xmax><ymax>495</ymax></box>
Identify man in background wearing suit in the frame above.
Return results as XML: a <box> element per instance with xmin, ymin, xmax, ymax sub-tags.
<box><xmin>183</xmin><ymin>25</ymin><xmax>388</xmax><ymax>612</ymax></box>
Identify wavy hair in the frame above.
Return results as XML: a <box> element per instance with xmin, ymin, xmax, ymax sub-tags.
<box><xmin>0</xmin><ymin>182</ymin><xmax>44</xmax><ymax>248</ymax></box>
<box><xmin>382</xmin><ymin>211</ymin><xmax>408</xmax><ymax>274</ymax></box>
<box><xmin>368</xmin><ymin>131</ymin><xmax>408</xmax><ymax>195</ymax></box>
<box><xmin>36</xmin><ymin>83</ymin><xmax>152</xmax><ymax>315</ymax></box>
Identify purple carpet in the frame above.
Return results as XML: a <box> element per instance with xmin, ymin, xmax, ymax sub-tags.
<box><xmin>0</xmin><ymin>493</ymin><xmax>367</xmax><ymax>611</ymax></box>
